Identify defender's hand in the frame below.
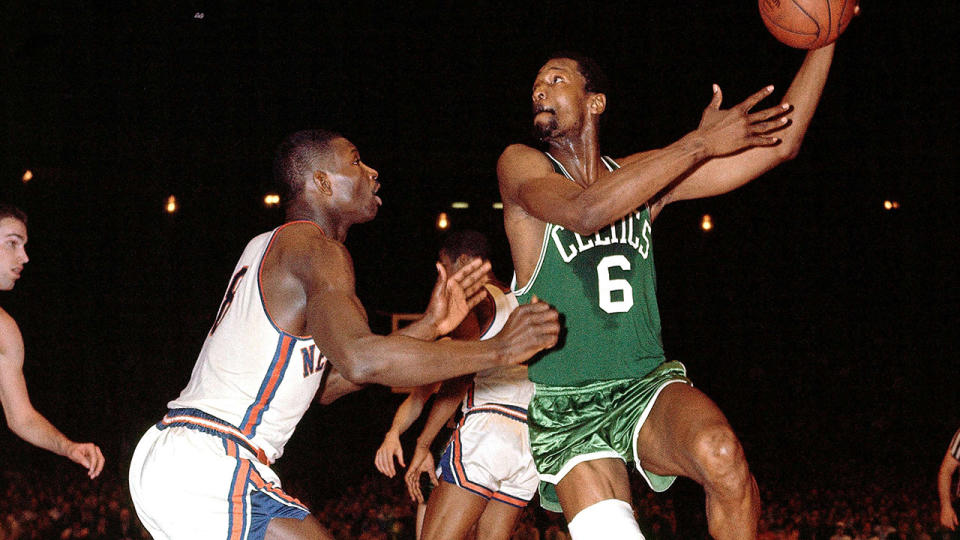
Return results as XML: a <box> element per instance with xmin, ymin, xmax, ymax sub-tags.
<box><xmin>404</xmin><ymin>445</ymin><xmax>438</xmax><ymax>504</ymax></box>
<box><xmin>66</xmin><ymin>441</ymin><xmax>105</xmax><ymax>479</ymax></box>
<box><xmin>696</xmin><ymin>84</ymin><xmax>792</xmax><ymax>157</ymax></box>
<box><xmin>374</xmin><ymin>431</ymin><xmax>404</xmax><ymax>478</ymax></box>
<box><xmin>493</xmin><ymin>296</ymin><xmax>560</xmax><ymax>366</ymax></box>
<box><xmin>941</xmin><ymin>505</ymin><xmax>958</xmax><ymax>531</ymax></box>
<box><xmin>424</xmin><ymin>258</ymin><xmax>491</xmax><ymax>336</ymax></box>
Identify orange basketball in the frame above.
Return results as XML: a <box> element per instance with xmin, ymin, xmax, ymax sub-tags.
<box><xmin>759</xmin><ymin>0</ymin><xmax>858</xmax><ymax>49</ymax></box>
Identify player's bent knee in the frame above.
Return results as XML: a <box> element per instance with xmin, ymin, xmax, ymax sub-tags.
<box><xmin>567</xmin><ymin>499</ymin><xmax>645</xmax><ymax>540</ymax></box>
<box><xmin>692</xmin><ymin>424</ymin><xmax>750</xmax><ymax>493</ymax></box>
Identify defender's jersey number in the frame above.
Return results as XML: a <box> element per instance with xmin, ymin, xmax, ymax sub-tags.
<box><xmin>597</xmin><ymin>255</ymin><xmax>633</xmax><ymax>314</ymax></box>
<box><xmin>209</xmin><ymin>266</ymin><xmax>249</xmax><ymax>335</ymax></box>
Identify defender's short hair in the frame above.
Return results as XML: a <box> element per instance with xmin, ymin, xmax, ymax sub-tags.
<box><xmin>273</xmin><ymin>129</ymin><xmax>343</xmax><ymax>208</ymax></box>
<box><xmin>440</xmin><ymin>229</ymin><xmax>491</xmax><ymax>261</ymax></box>
<box><xmin>0</xmin><ymin>204</ymin><xmax>27</xmax><ymax>225</ymax></box>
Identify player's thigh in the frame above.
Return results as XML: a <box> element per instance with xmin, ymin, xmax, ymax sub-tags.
<box><xmin>475</xmin><ymin>499</ymin><xmax>524</xmax><ymax>540</ymax></box>
<box><xmin>422</xmin><ymin>481</ymin><xmax>489</xmax><ymax>540</ymax></box>
<box><xmin>554</xmin><ymin>458</ymin><xmax>632</xmax><ymax>522</ymax></box>
<box><xmin>636</xmin><ymin>382</ymin><xmax>738</xmax><ymax>480</ymax></box>
<box><xmin>265</xmin><ymin>514</ymin><xmax>333</xmax><ymax>540</ymax></box>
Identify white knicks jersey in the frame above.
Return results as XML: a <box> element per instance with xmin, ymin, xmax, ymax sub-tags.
<box><xmin>463</xmin><ymin>284</ymin><xmax>534</xmax><ymax>411</ymax></box>
<box><xmin>168</xmin><ymin>221</ymin><xmax>328</xmax><ymax>464</ymax></box>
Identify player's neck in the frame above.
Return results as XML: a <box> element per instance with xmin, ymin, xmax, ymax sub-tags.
<box><xmin>546</xmin><ymin>131</ymin><xmax>604</xmax><ymax>187</ymax></box>
<box><xmin>285</xmin><ymin>206</ymin><xmax>349</xmax><ymax>243</ymax></box>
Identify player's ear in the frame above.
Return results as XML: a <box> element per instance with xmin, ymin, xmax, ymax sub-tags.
<box><xmin>589</xmin><ymin>93</ymin><xmax>606</xmax><ymax>116</ymax></box>
<box><xmin>313</xmin><ymin>170</ymin><xmax>333</xmax><ymax>196</ymax></box>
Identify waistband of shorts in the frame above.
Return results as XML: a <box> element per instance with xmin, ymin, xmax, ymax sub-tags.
<box><xmin>158</xmin><ymin>408</ymin><xmax>270</xmax><ymax>466</ymax></box>
<box><xmin>463</xmin><ymin>402</ymin><xmax>528</xmax><ymax>423</ymax></box>
<box><xmin>533</xmin><ymin>361</ymin><xmax>687</xmax><ymax>396</ymax></box>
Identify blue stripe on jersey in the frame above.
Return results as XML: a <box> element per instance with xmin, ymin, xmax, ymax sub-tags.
<box><xmin>240</xmin><ymin>334</ymin><xmax>295</xmax><ymax>438</ymax></box>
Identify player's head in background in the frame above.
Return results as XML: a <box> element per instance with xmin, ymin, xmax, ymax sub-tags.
<box><xmin>273</xmin><ymin>129</ymin><xmax>381</xmax><ymax>231</ymax></box>
<box><xmin>0</xmin><ymin>203</ymin><xmax>29</xmax><ymax>291</ymax></box>
<box><xmin>439</xmin><ymin>229</ymin><xmax>491</xmax><ymax>275</ymax></box>
<box><xmin>532</xmin><ymin>51</ymin><xmax>608</xmax><ymax>144</ymax></box>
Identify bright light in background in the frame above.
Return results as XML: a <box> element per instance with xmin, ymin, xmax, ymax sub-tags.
<box><xmin>22</xmin><ymin>170</ymin><xmax>33</xmax><ymax>183</ymax></box>
<box><xmin>883</xmin><ymin>200</ymin><xmax>900</xmax><ymax>210</ymax></box>
<box><xmin>451</xmin><ymin>201</ymin><xmax>469</xmax><ymax>209</ymax></box>
<box><xmin>701</xmin><ymin>214</ymin><xmax>713</xmax><ymax>231</ymax></box>
<box><xmin>492</xmin><ymin>202</ymin><xmax>503</xmax><ymax>210</ymax></box>
<box><xmin>165</xmin><ymin>195</ymin><xmax>178</xmax><ymax>214</ymax></box>
<box><xmin>264</xmin><ymin>193</ymin><xmax>281</xmax><ymax>207</ymax></box>
<box><xmin>436</xmin><ymin>212</ymin><xmax>449</xmax><ymax>230</ymax></box>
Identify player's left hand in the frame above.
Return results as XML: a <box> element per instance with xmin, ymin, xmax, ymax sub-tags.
<box><xmin>424</xmin><ymin>258</ymin><xmax>491</xmax><ymax>336</ymax></box>
<box><xmin>66</xmin><ymin>441</ymin><xmax>105</xmax><ymax>479</ymax></box>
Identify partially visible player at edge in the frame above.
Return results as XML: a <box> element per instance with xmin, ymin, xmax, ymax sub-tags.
<box><xmin>938</xmin><ymin>427</ymin><xmax>960</xmax><ymax>533</ymax></box>
<box><xmin>128</xmin><ymin>130</ymin><xmax>560</xmax><ymax>540</ymax></box>
<box><xmin>0</xmin><ymin>203</ymin><xmax>105</xmax><ymax>479</ymax></box>
<box><xmin>497</xmin><ymin>41</ymin><xmax>839</xmax><ymax>539</ymax></box>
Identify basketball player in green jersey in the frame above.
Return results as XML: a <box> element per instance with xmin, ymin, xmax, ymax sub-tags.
<box><xmin>497</xmin><ymin>45</ymin><xmax>836</xmax><ymax>540</ymax></box>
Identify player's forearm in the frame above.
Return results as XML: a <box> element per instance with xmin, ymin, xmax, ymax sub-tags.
<box><xmin>8</xmin><ymin>409</ymin><xmax>73</xmax><ymax>457</ymax></box>
<box><xmin>394</xmin><ymin>316</ymin><xmax>440</xmax><ymax>341</ymax></box>
<box><xmin>333</xmin><ymin>335</ymin><xmax>501</xmax><ymax>388</ymax></box>
<box><xmin>777</xmin><ymin>43</ymin><xmax>834</xmax><ymax>159</ymax></box>
<box><xmin>416</xmin><ymin>389</ymin><xmax>464</xmax><ymax>449</ymax></box>
<box><xmin>569</xmin><ymin>139</ymin><xmax>707</xmax><ymax>234</ymax></box>
<box><xmin>390</xmin><ymin>389</ymin><xmax>430</xmax><ymax>435</ymax></box>
<box><xmin>939</xmin><ymin>457</ymin><xmax>958</xmax><ymax>506</ymax></box>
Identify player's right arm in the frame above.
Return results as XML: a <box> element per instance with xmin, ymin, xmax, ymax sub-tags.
<box><xmin>278</xmin><ymin>227</ymin><xmax>559</xmax><ymax>388</ymax></box>
<box><xmin>375</xmin><ymin>383</ymin><xmax>439</xmax><ymax>477</ymax></box>
<box><xmin>497</xmin><ymin>86</ymin><xmax>787</xmax><ymax>236</ymax></box>
<box><xmin>939</xmin><ymin>447</ymin><xmax>959</xmax><ymax>530</ymax></box>
<box><xmin>0</xmin><ymin>309</ymin><xmax>105</xmax><ymax>478</ymax></box>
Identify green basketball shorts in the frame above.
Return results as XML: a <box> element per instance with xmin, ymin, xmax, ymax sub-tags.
<box><xmin>528</xmin><ymin>361</ymin><xmax>691</xmax><ymax>513</ymax></box>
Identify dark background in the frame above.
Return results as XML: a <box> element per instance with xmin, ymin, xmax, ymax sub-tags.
<box><xmin>1</xmin><ymin>1</ymin><xmax>956</xmax><ymax>496</ymax></box>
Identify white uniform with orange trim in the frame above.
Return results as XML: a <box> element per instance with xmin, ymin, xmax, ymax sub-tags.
<box><xmin>130</xmin><ymin>222</ymin><xmax>327</xmax><ymax>540</ymax></box>
<box><xmin>437</xmin><ymin>284</ymin><xmax>539</xmax><ymax>507</ymax></box>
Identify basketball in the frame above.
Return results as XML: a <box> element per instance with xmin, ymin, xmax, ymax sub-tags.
<box><xmin>759</xmin><ymin>0</ymin><xmax>858</xmax><ymax>49</ymax></box>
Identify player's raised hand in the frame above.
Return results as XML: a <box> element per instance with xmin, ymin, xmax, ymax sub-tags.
<box><xmin>695</xmin><ymin>84</ymin><xmax>792</xmax><ymax>157</ymax></box>
<box><xmin>66</xmin><ymin>441</ymin><xmax>105</xmax><ymax>479</ymax></box>
<box><xmin>493</xmin><ymin>296</ymin><xmax>559</xmax><ymax>366</ymax></box>
<box><xmin>374</xmin><ymin>430</ymin><xmax>405</xmax><ymax>478</ymax></box>
<box><xmin>404</xmin><ymin>445</ymin><xmax>438</xmax><ymax>504</ymax></box>
<box><xmin>424</xmin><ymin>258</ymin><xmax>491</xmax><ymax>336</ymax></box>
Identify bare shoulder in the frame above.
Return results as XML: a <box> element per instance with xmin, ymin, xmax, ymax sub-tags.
<box><xmin>272</xmin><ymin>224</ymin><xmax>355</xmax><ymax>295</ymax></box>
<box><xmin>0</xmin><ymin>307</ymin><xmax>23</xmax><ymax>359</ymax></box>
<box><xmin>497</xmin><ymin>144</ymin><xmax>552</xmax><ymax>186</ymax></box>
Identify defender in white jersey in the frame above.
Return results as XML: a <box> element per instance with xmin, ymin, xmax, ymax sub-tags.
<box><xmin>401</xmin><ymin>231</ymin><xmax>538</xmax><ymax>540</ymax></box>
<box><xmin>129</xmin><ymin>130</ymin><xmax>561</xmax><ymax>540</ymax></box>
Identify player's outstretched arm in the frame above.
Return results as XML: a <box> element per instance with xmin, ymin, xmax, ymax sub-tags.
<box><xmin>650</xmin><ymin>44</ymin><xmax>835</xmax><ymax>215</ymax></box>
<box><xmin>374</xmin><ymin>383</ymin><xmax>438</xmax><ymax>477</ymax></box>
<box><xmin>0</xmin><ymin>311</ymin><xmax>105</xmax><ymax>478</ymax></box>
<box><xmin>284</xmin><ymin>229</ymin><xmax>559</xmax><ymax>388</ymax></box>
<box><xmin>939</xmin><ymin>450</ymin><xmax>959</xmax><ymax>530</ymax></box>
<box><xmin>498</xmin><ymin>84</ymin><xmax>789</xmax><ymax>236</ymax></box>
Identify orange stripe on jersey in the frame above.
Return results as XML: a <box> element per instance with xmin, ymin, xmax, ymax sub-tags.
<box><xmin>242</xmin><ymin>335</ymin><xmax>294</xmax><ymax>437</ymax></box>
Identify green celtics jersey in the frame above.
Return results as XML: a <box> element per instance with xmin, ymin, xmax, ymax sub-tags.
<box><xmin>516</xmin><ymin>153</ymin><xmax>666</xmax><ymax>385</ymax></box>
